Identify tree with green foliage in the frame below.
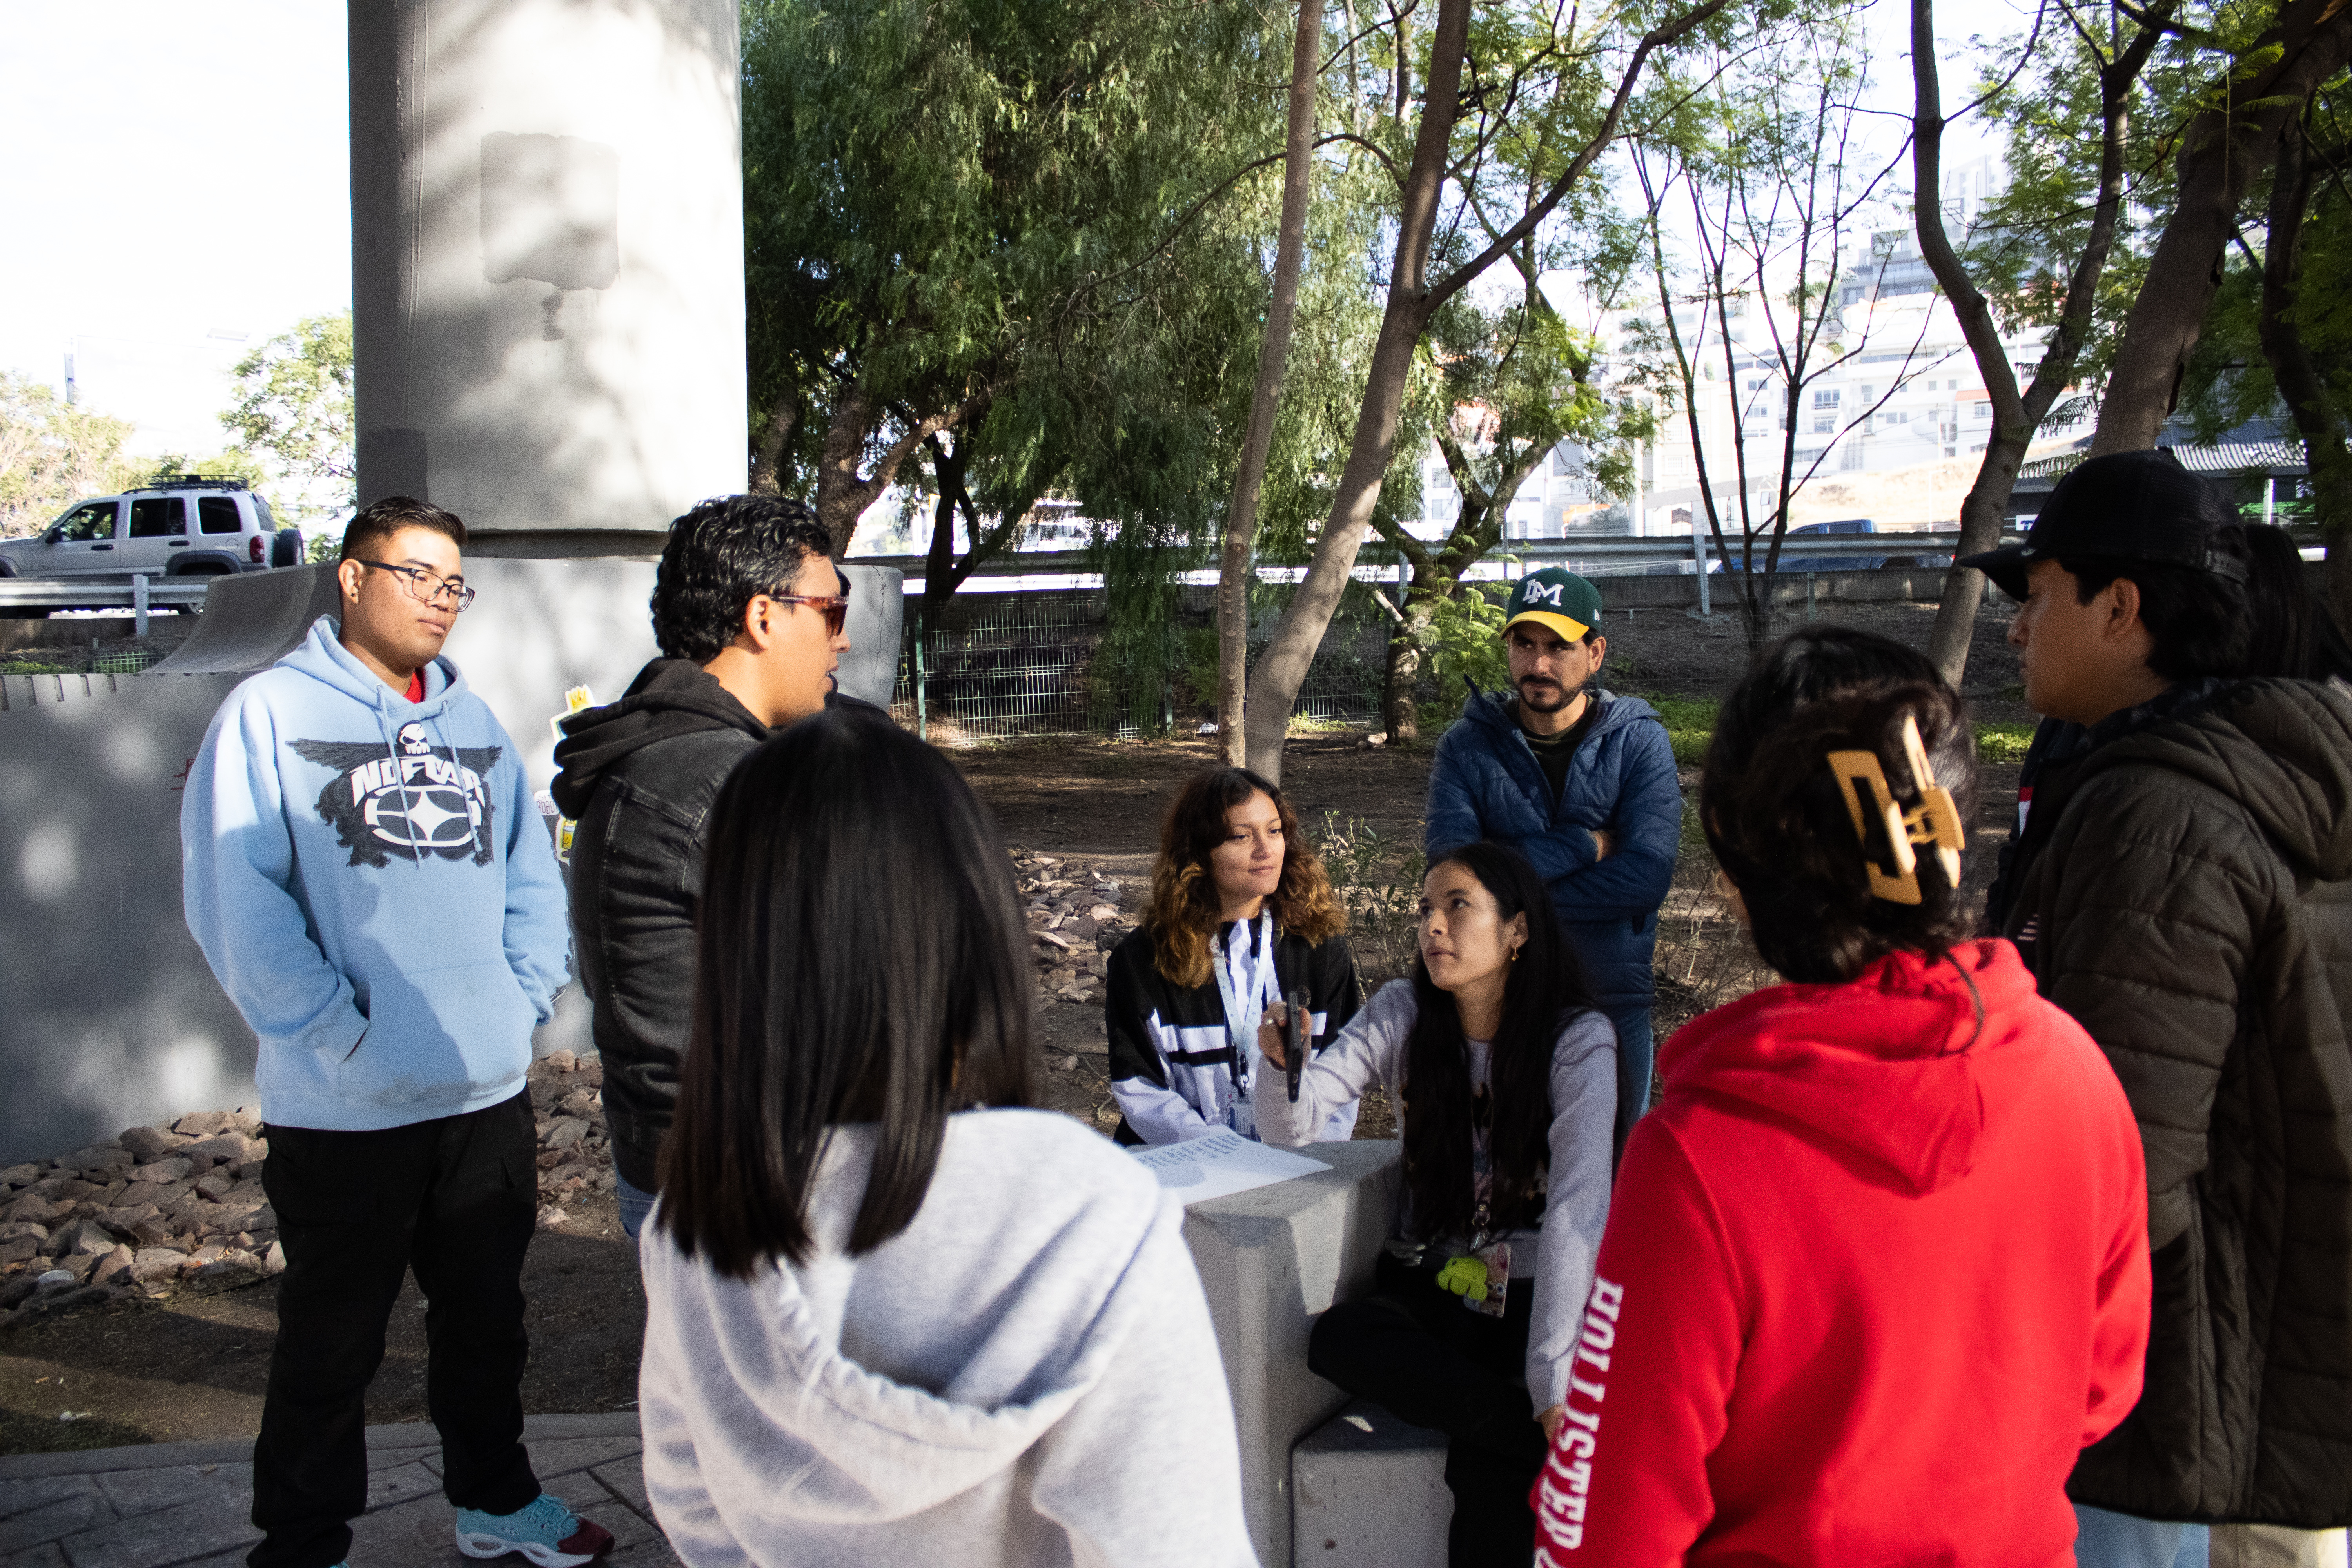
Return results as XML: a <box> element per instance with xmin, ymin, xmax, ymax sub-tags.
<box><xmin>1215</xmin><ymin>0</ymin><xmax>1323</xmax><ymax>766</ymax></box>
<box><xmin>217</xmin><ymin>311</ymin><xmax>354</xmax><ymax>524</ymax></box>
<box><xmin>2091</xmin><ymin>0</ymin><xmax>2352</xmax><ymax>453</ymax></box>
<box><xmin>740</xmin><ymin>0</ymin><xmax>1274</xmax><ymax>581</ymax></box>
<box><xmin>1911</xmin><ymin>0</ymin><xmax>2176</xmax><ymax>684</ymax></box>
<box><xmin>1239</xmin><ymin>0</ymin><xmax>1750</xmax><ymax>780</ymax></box>
<box><xmin>0</xmin><ymin>373</ymin><xmax>141</xmax><ymax>537</ymax></box>
<box><xmin>1375</xmin><ymin>272</ymin><xmax>1649</xmax><ymax>741</ymax></box>
<box><xmin>2179</xmin><ymin>82</ymin><xmax>2352</xmax><ymax>622</ymax></box>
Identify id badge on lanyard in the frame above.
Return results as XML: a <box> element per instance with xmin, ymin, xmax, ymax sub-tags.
<box><xmin>1213</xmin><ymin>913</ymin><xmax>1276</xmax><ymax>1138</ymax></box>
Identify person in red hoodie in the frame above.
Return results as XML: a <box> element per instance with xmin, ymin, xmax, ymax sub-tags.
<box><xmin>1533</xmin><ymin>626</ymin><xmax>2151</xmax><ymax>1566</ymax></box>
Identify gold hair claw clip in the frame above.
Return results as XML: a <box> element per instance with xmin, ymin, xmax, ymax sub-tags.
<box><xmin>1826</xmin><ymin>714</ymin><xmax>1966</xmax><ymax>905</ymax></box>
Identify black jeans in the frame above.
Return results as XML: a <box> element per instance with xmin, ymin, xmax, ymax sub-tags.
<box><xmin>1309</xmin><ymin>1249</ymin><xmax>1546</xmax><ymax>1568</ymax></box>
<box><xmin>249</xmin><ymin>1091</ymin><xmax>542</xmax><ymax>1568</ymax></box>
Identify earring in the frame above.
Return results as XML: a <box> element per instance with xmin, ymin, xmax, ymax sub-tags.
<box><xmin>1510</xmin><ymin>945</ymin><xmax>1521</xmax><ymax>962</ymax></box>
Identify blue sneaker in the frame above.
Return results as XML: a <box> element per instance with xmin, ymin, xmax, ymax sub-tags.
<box><xmin>453</xmin><ymin>1494</ymin><xmax>614</xmax><ymax>1566</ymax></box>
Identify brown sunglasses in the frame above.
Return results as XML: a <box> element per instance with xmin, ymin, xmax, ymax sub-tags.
<box><xmin>768</xmin><ymin>593</ymin><xmax>850</xmax><ymax>636</ymax></box>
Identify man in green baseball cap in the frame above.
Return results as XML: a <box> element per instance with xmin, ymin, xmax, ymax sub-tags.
<box><xmin>1426</xmin><ymin>566</ymin><xmax>1682</xmax><ymax>1153</ymax></box>
<box><xmin>1502</xmin><ymin>566</ymin><xmax>1607</xmax><ymax>649</ymax></box>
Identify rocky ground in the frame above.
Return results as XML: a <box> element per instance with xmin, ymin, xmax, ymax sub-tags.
<box><xmin>0</xmin><ymin>1114</ymin><xmax>281</xmax><ymax>1332</ymax></box>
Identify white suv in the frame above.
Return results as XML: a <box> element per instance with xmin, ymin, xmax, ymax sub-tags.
<box><xmin>0</xmin><ymin>478</ymin><xmax>303</xmax><ymax>581</ymax></box>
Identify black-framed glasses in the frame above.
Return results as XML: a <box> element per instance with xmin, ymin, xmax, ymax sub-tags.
<box><xmin>769</xmin><ymin>593</ymin><xmax>849</xmax><ymax>636</ymax></box>
<box><xmin>355</xmin><ymin>559</ymin><xmax>477</xmax><ymax>611</ymax></box>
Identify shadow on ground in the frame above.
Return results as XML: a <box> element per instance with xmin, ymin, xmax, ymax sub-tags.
<box><xmin>2</xmin><ymin>1205</ymin><xmax>642</xmax><ymax>1455</ymax></box>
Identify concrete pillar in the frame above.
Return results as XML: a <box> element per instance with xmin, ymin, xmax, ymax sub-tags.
<box><xmin>349</xmin><ymin>0</ymin><xmax>746</xmax><ymax>554</ymax></box>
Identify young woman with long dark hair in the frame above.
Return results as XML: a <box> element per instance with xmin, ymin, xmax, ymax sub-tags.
<box><xmin>1255</xmin><ymin>842</ymin><xmax>1615</xmax><ymax>1567</ymax></box>
<box><xmin>638</xmin><ymin>708</ymin><xmax>1254</xmax><ymax>1568</ymax></box>
<box><xmin>1105</xmin><ymin>764</ymin><xmax>1360</xmax><ymax>1144</ymax></box>
<box><xmin>1532</xmin><ymin>628</ymin><xmax>2150</xmax><ymax>1565</ymax></box>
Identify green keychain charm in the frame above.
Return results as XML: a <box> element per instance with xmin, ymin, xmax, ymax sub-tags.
<box><xmin>1436</xmin><ymin>1254</ymin><xmax>1490</xmax><ymax>1303</ymax></box>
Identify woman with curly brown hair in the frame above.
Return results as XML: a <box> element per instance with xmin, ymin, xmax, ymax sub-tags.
<box><xmin>1103</xmin><ymin>765</ymin><xmax>1361</xmax><ymax>1145</ymax></box>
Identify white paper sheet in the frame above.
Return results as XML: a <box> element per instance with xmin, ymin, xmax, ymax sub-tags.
<box><xmin>1128</xmin><ymin>1127</ymin><xmax>1331</xmax><ymax>1204</ymax></box>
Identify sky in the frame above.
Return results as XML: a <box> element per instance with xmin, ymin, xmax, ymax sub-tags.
<box><xmin>0</xmin><ymin>1</ymin><xmax>350</xmax><ymax>456</ymax></box>
<box><xmin>0</xmin><ymin>0</ymin><xmax>2028</xmax><ymax>465</ymax></box>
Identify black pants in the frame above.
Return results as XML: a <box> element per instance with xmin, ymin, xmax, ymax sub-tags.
<box><xmin>1309</xmin><ymin>1249</ymin><xmax>1546</xmax><ymax>1568</ymax></box>
<box><xmin>249</xmin><ymin>1091</ymin><xmax>542</xmax><ymax>1568</ymax></box>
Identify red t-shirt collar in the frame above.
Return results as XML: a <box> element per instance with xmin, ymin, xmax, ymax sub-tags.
<box><xmin>404</xmin><ymin>669</ymin><xmax>425</xmax><ymax>704</ymax></box>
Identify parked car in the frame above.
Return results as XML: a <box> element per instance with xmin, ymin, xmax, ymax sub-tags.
<box><xmin>0</xmin><ymin>478</ymin><xmax>301</xmax><ymax>583</ymax></box>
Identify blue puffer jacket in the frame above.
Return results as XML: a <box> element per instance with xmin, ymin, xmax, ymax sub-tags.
<box><xmin>1424</xmin><ymin>688</ymin><xmax>1682</xmax><ymax>1010</ymax></box>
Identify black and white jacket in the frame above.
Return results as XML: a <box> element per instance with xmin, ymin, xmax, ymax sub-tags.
<box><xmin>1105</xmin><ymin>921</ymin><xmax>1361</xmax><ymax>1146</ymax></box>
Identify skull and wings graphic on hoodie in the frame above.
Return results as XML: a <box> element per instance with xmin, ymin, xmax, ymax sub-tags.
<box><xmin>292</xmin><ymin>721</ymin><xmax>503</xmax><ymax>868</ymax></box>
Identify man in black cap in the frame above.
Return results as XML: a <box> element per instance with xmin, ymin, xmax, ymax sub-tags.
<box><xmin>1964</xmin><ymin>451</ymin><xmax>2352</xmax><ymax>1565</ymax></box>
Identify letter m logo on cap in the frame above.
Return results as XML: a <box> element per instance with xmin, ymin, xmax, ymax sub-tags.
<box><xmin>1504</xmin><ymin>568</ymin><xmax>1600</xmax><ymax>643</ymax></box>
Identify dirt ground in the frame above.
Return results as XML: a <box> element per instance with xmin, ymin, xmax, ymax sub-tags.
<box><xmin>0</xmin><ymin>593</ymin><xmax>2028</xmax><ymax>1454</ymax></box>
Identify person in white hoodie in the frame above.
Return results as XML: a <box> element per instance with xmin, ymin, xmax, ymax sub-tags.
<box><xmin>637</xmin><ymin>704</ymin><xmax>1257</xmax><ymax>1568</ymax></box>
<box><xmin>181</xmin><ymin>497</ymin><xmax>609</xmax><ymax>1568</ymax></box>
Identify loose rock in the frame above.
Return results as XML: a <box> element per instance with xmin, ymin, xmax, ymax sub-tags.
<box><xmin>118</xmin><ymin>1126</ymin><xmax>186</xmax><ymax>1163</ymax></box>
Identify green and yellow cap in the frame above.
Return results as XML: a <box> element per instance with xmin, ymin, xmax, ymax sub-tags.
<box><xmin>1502</xmin><ymin>568</ymin><xmax>1603</xmax><ymax>643</ymax></box>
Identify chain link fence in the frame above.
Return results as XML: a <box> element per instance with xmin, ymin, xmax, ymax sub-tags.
<box><xmin>888</xmin><ymin>586</ymin><xmax>1393</xmax><ymax>741</ymax></box>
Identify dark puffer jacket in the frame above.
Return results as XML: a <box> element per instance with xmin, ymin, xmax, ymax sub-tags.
<box><xmin>2003</xmin><ymin>677</ymin><xmax>2352</xmax><ymax>1526</ymax></box>
<box><xmin>549</xmin><ymin>661</ymin><xmax>773</xmax><ymax>1194</ymax></box>
<box><xmin>1424</xmin><ymin>688</ymin><xmax>1681</xmax><ymax>1011</ymax></box>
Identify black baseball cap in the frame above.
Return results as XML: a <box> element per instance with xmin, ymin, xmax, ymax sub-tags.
<box><xmin>1958</xmin><ymin>449</ymin><xmax>2246</xmax><ymax>598</ymax></box>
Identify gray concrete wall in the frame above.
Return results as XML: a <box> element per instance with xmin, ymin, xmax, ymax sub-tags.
<box><xmin>0</xmin><ymin>667</ymin><xmax>256</xmax><ymax>1165</ymax></box>
<box><xmin>1182</xmin><ymin>1140</ymin><xmax>1401</xmax><ymax>1568</ymax></box>
<box><xmin>349</xmin><ymin>0</ymin><xmax>746</xmax><ymax>544</ymax></box>
<box><xmin>0</xmin><ymin>560</ymin><xmax>902</xmax><ymax>1165</ymax></box>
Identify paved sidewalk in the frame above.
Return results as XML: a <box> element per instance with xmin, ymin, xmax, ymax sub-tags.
<box><xmin>0</xmin><ymin>1414</ymin><xmax>675</xmax><ymax>1568</ymax></box>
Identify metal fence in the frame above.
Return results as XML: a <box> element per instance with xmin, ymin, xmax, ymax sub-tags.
<box><xmin>888</xmin><ymin>587</ymin><xmax>1391</xmax><ymax>740</ymax></box>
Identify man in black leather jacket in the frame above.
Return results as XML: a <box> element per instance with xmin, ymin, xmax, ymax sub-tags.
<box><xmin>550</xmin><ymin>497</ymin><xmax>849</xmax><ymax>1236</ymax></box>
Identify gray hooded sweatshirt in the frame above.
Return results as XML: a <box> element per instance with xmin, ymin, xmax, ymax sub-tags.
<box><xmin>638</xmin><ymin>1109</ymin><xmax>1258</xmax><ymax>1567</ymax></box>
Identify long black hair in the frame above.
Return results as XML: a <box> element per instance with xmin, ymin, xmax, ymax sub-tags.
<box><xmin>2229</xmin><ymin>521</ymin><xmax>2352</xmax><ymax>681</ymax></box>
<box><xmin>1401</xmin><ymin>842</ymin><xmax>1590</xmax><ymax>1241</ymax></box>
<box><xmin>657</xmin><ymin>706</ymin><xmax>1034</xmax><ymax>1276</ymax></box>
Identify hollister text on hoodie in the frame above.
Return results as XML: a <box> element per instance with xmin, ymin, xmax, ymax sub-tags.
<box><xmin>182</xmin><ymin>615</ymin><xmax>572</xmax><ymax>1132</ymax></box>
<box><xmin>1534</xmin><ymin>942</ymin><xmax>2149</xmax><ymax>1565</ymax></box>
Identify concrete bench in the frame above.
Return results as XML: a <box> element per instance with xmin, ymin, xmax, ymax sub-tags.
<box><xmin>1180</xmin><ymin>1138</ymin><xmax>1400</xmax><ymax>1568</ymax></box>
<box><xmin>1293</xmin><ymin>1399</ymin><xmax>1450</xmax><ymax>1568</ymax></box>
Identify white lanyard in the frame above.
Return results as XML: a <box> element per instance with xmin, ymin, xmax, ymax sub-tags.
<box><xmin>1212</xmin><ymin>913</ymin><xmax>1278</xmax><ymax>1099</ymax></box>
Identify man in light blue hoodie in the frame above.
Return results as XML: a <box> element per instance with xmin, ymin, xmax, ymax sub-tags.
<box><xmin>183</xmin><ymin>496</ymin><xmax>612</xmax><ymax>1568</ymax></box>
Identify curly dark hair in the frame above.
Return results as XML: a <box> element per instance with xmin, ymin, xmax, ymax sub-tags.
<box><xmin>650</xmin><ymin>495</ymin><xmax>836</xmax><ymax>663</ymax></box>
<box><xmin>1702</xmin><ymin>627</ymin><xmax>1981</xmax><ymax>985</ymax></box>
<box><xmin>1143</xmin><ymin>766</ymin><xmax>1345</xmax><ymax>988</ymax></box>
